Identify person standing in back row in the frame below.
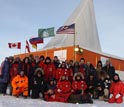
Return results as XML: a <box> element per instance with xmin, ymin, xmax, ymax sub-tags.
<box><xmin>102</xmin><ymin>60</ymin><xmax>115</xmax><ymax>80</ymax></box>
<box><xmin>0</xmin><ymin>57</ymin><xmax>10</xmax><ymax>95</ymax></box>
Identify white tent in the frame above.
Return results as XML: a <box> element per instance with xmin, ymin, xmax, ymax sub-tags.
<box><xmin>44</xmin><ymin>0</ymin><xmax>101</xmax><ymax>52</ymax></box>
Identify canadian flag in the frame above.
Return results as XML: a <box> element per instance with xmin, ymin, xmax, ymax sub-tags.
<box><xmin>8</xmin><ymin>42</ymin><xmax>21</xmax><ymax>49</ymax></box>
<box><xmin>25</xmin><ymin>40</ymin><xmax>30</xmax><ymax>53</ymax></box>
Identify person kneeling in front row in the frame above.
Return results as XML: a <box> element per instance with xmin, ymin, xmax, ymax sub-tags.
<box><xmin>11</xmin><ymin>70</ymin><xmax>28</xmax><ymax>98</ymax></box>
<box><xmin>109</xmin><ymin>73</ymin><xmax>124</xmax><ymax>103</ymax></box>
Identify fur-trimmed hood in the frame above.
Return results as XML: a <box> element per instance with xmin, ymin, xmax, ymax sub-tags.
<box><xmin>34</xmin><ymin>68</ymin><xmax>44</xmax><ymax>76</ymax></box>
<box><xmin>73</xmin><ymin>72</ymin><xmax>84</xmax><ymax>81</ymax></box>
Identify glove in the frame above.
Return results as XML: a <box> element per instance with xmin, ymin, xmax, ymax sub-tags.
<box><xmin>109</xmin><ymin>94</ymin><xmax>113</xmax><ymax>98</ymax></box>
<box><xmin>51</xmin><ymin>95</ymin><xmax>55</xmax><ymax>99</ymax></box>
<box><xmin>115</xmin><ymin>94</ymin><xmax>121</xmax><ymax>99</ymax></box>
<box><xmin>71</xmin><ymin>89</ymin><xmax>74</xmax><ymax>93</ymax></box>
<box><xmin>81</xmin><ymin>90</ymin><xmax>84</xmax><ymax>95</ymax></box>
<box><xmin>39</xmin><ymin>93</ymin><xmax>43</xmax><ymax>98</ymax></box>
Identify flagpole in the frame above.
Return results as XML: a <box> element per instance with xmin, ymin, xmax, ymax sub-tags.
<box><xmin>31</xmin><ymin>46</ymin><xmax>33</xmax><ymax>52</ymax></box>
<box><xmin>36</xmin><ymin>46</ymin><xmax>37</xmax><ymax>52</ymax></box>
<box><xmin>46</xmin><ymin>49</ymin><xmax>48</xmax><ymax>57</ymax></box>
<box><xmin>60</xmin><ymin>34</ymin><xmax>66</xmax><ymax>58</ymax></box>
<box><xmin>73</xmin><ymin>24</ymin><xmax>76</xmax><ymax>61</ymax></box>
<box><xmin>25</xmin><ymin>46</ymin><xmax>26</xmax><ymax>57</ymax></box>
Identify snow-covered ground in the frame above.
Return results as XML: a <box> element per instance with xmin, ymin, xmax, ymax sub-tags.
<box><xmin>0</xmin><ymin>95</ymin><xmax>124</xmax><ymax>107</ymax></box>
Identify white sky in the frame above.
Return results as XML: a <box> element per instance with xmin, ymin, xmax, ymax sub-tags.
<box><xmin>0</xmin><ymin>0</ymin><xmax>124</xmax><ymax>62</ymax></box>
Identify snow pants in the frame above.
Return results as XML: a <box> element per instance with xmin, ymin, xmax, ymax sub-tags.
<box><xmin>109</xmin><ymin>94</ymin><xmax>123</xmax><ymax>103</ymax></box>
<box><xmin>12</xmin><ymin>86</ymin><xmax>28</xmax><ymax>97</ymax></box>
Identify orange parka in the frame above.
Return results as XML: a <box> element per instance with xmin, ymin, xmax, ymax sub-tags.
<box><xmin>12</xmin><ymin>74</ymin><xmax>28</xmax><ymax>90</ymax></box>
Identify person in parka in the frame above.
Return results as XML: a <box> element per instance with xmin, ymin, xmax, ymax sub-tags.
<box><xmin>0</xmin><ymin>57</ymin><xmax>10</xmax><ymax>95</ymax></box>
<box><xmin>55</xmin><ymin>75</ymin><xmax>72</xmax><ymax>102</ymax></box>
<box><xmin>93</xmin><ymin>71</ymin><xmax>111</xmax><ymax>101</ymax></box>
<box><xmin>109</xmin><ymin>73</ymin><xmax>124</xmax><ymax>103</ymax></box>
<box><xmin>72</xmin><ymin>72</ymin><xmax>87</xmax><ymax>94</ymax></box>
<box><xmin>85</xmin><ymin>73</ymin><xmax>97</xmax><ymax>98</ymax></box>
<box><xmin>44</xmin><ymin>78</ymin><xmax>57</xmax><ymax>101</ymax></box>
<box><xmin>102</xmin><ymin>59</ymin><xmax>115</xmax><ymax>80</ymax></box>
<box><xmin>43</xmin><ymin>57</ymin><xmax>56</xmax><ymax>81</ymax></box>
<box><xmin>68</xmin><ymin>72</ymin><xmax>93</xmax><ymax>104</ymax></box>
<box><xmin>55</xmin><ymin>61</ymin><xmax>73</xmax><ymax>82</ymax></box>
<box><xmin>11</xmin><ymin>70</ymin><xmax>28</xmax><ymax>98</ymax></box>
<box><xmin>31</xmin><ymin>68</ymin><xmax>47</xmax><ymax>99</ymax></box>
<box><xmin>93</xmin><ymin>77</ymin><xmax>105</xmax><ymax>100</ymax></box>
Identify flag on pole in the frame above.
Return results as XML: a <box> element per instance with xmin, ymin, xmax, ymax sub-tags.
<box><xmin>32</xmin><ymin>44</ymin><xmax>37</xmax><ymax>49</ymax></box>
<box><xmin>29</xmin><ymin>37</ymin><xmax>43</xmax><ymax>44</ymax></box>
<box><xmin>8</xmin><ymin>42</ymin><xmax>21</xmax><ymax>49</ymax></box>
<box><xmin>38</xmin><ymin>27</ymin><xmax>55</xmax><ymax>38</ymax></box>
<box><xmin>25</xmin><ymin>40</ymin><xmax>30</xmax><ymax>53</ymax></box>
<box><xmin>56</xmin><ymin>23</ymin><xmax>75</xmax><ymax>34</ymax></box>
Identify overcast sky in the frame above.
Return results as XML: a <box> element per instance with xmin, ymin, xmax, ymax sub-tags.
<box><xmin>0</xmin><ymin>0</ymin><xmax>124</xmax><ymax>62</ymax></box>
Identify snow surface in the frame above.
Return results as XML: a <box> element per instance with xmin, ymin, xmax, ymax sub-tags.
<box><xmin>0</xmin><ymin>95</ymin><xmax>124</xmax><ymax>107</ymax></box>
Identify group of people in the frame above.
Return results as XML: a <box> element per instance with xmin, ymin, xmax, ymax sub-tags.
<box><xmin>0</xmin><ymin>54</ymin><xmax>124</xmax><ymax>104</ymax></box>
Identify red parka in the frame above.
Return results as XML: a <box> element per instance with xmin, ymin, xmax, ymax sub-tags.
<box><xmin>55</xmin><ymin>76</ymin><xmax>71</xmax><ymax>102</ymax></box>
<box><xmin>43</xmin><ymin>63</ymin><xmax>55</xmax><ymax>81</ymax></box>
<box><xmin>9</xmin><ymin>63</ymin><xmax>19</xmax><ymax>82</ymax></box>
<box><xmin>55</xmin><ymin>68</ymin><xmax>73</xmax><ymax>81</ymax></box>
<box><xmin>72</xmin><ymin>72</ymin><xmax>87</xmax><ymax>93</ymax></box>
<box><xmin>109</xmin><ymin>81</ymin><xmax>124</xmax><ymax>96</ymax></box>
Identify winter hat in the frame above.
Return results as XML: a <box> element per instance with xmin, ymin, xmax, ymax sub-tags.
<box><xmin>9</xmin><ymin>56</ymin><xmax>14</xmax><ymax>61</ymax></box>
<box><xmin>45</xmin><ymin>57</ymin><xmax>51</xmax><ymax>60</ymax></box>
<box><xmin>113</xmin><ymin>73</ymin><xmax>120</xmax><ymax>82</ymax></box>
<box><xmin>45</xmin><ymin>57</ymin><xmax>51</xmax><ymax>63</ymax></box>
<box><xmin>40</xmin><ymin>55</ymin><xmax>45</xmax><ymax>60</ymax></box>
<box><xmin>113</xmin><ymin>73</ymin><xmax>119</xmax><ymax>78</ymax></box>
